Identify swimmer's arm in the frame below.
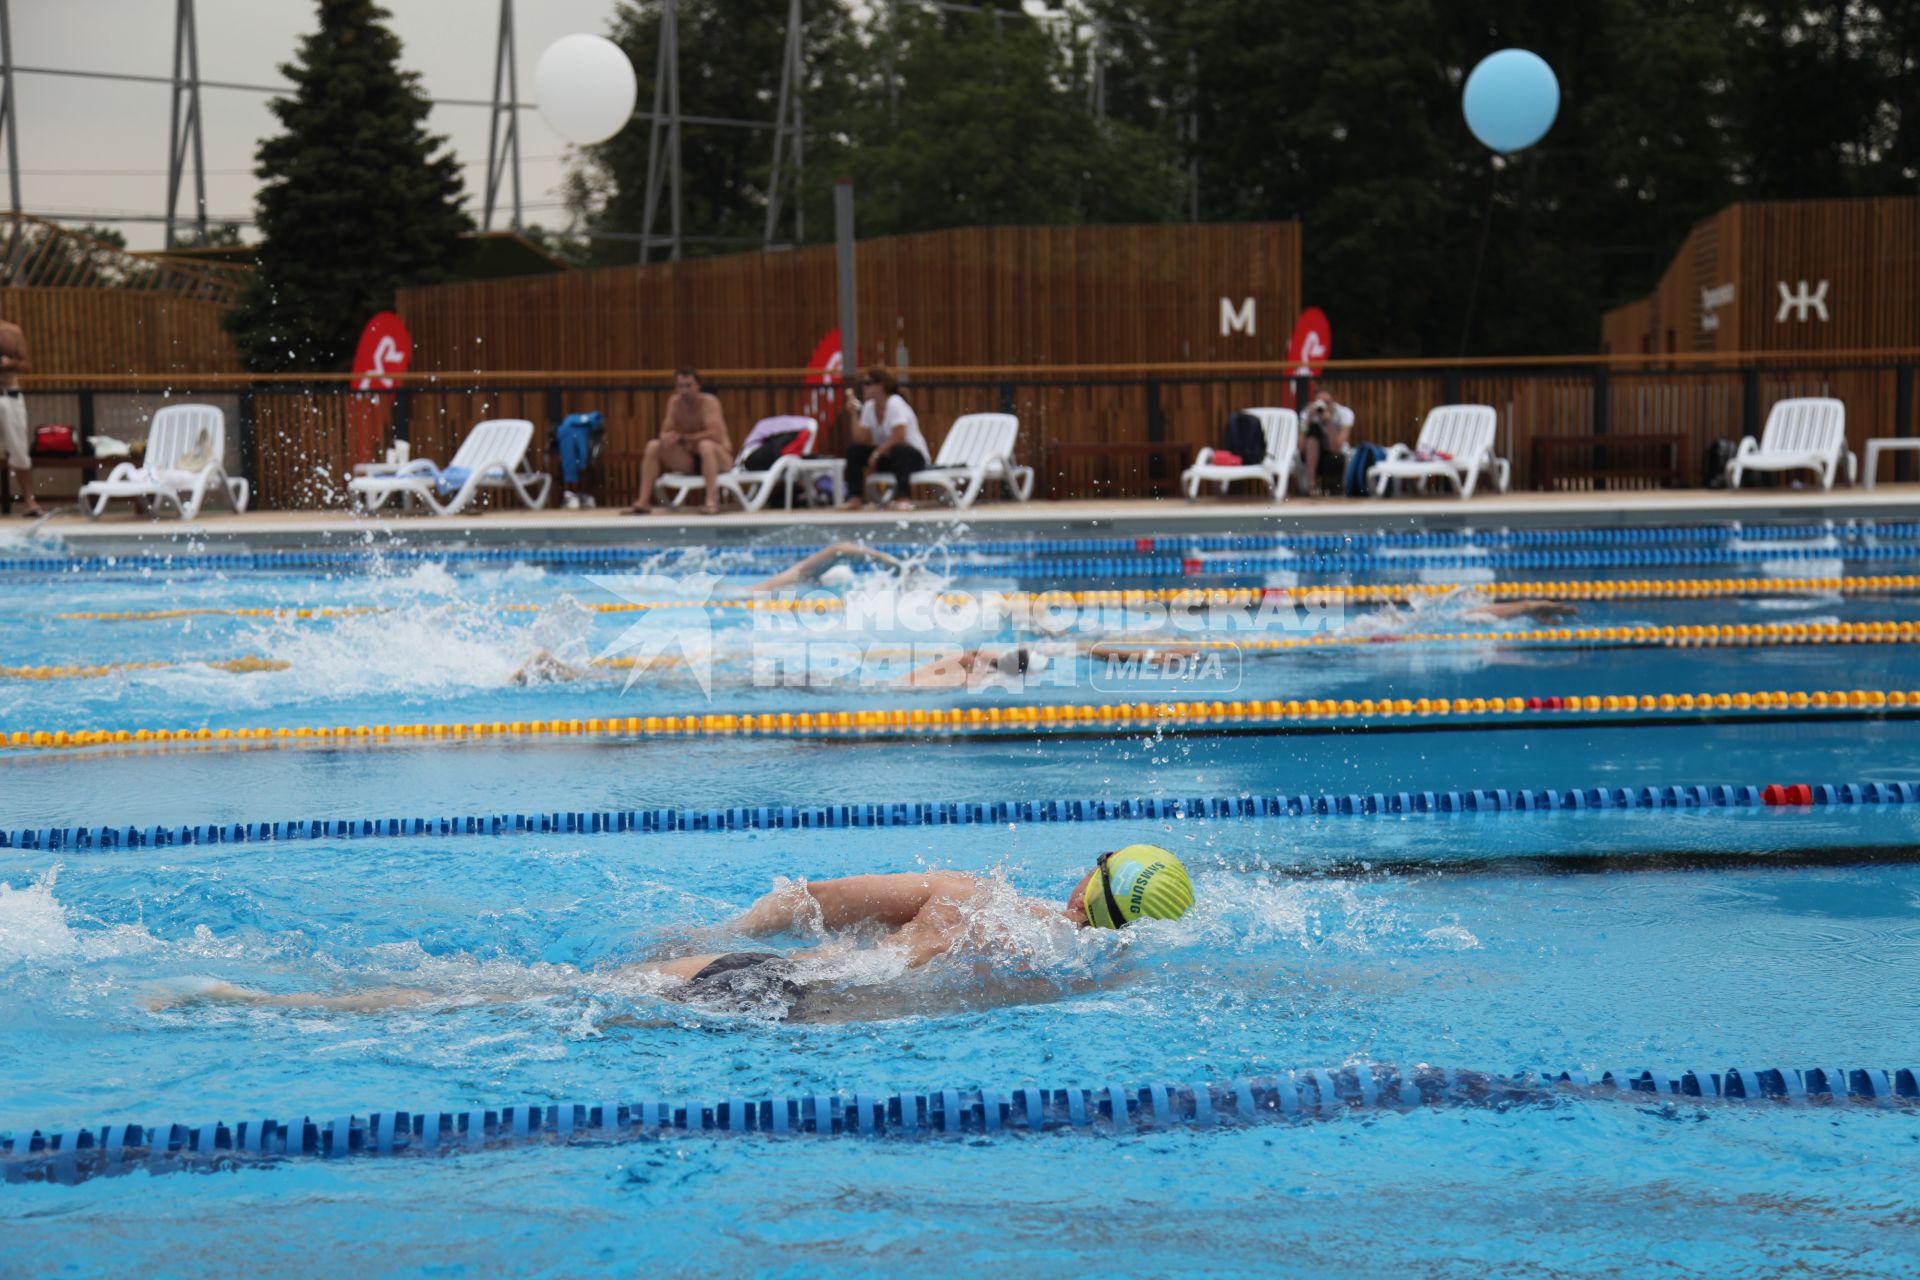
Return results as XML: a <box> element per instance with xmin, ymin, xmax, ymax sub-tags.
<box><xmin>145</xmin><ymin>981</ymin><xmax>444</xmax><ymax>1013</ymax></box>
<box><xmin>731</xmin><ymin>871</ymin><xmax>982</xmax><ymax>936</ymax></box>
<box><xmin>1085</xmin><ymin>641</ymin><xmax>1200</xmax><ymax>660</ymax></box>
<box><xmin>750</xmin><ymin>542</ymin><xmax>904</xmax><ymax>592</ymax></box>
<box><xmin>1462</xmin><ymin>600</ymin><xmax>1577</xmax><ymax>623</ymax></box>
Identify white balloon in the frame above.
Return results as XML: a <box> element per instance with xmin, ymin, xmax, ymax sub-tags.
<box><xmin>535</xmin><ymin>34</ymin><xmax>637</xmax><ymax>145</ymax></box>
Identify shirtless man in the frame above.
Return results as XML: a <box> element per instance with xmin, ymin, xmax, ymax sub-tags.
<box><xmin>152</xmin><ymin>846</ymin><xmax>1196</xmax><ymax>1021</ymax></box>
<box><xmin>0</xmin><ymin>318</ymin><xmax>42</xmax><ymax>517</ymax></box>
<box><xmin>626</xmin><ymin>368</ymin><xmax>732</xmax><ymax>516</ymax></box>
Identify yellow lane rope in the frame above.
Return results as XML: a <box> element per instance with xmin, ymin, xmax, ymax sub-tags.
<box><xmin>6</xmin><ymin>687</ymin><xmax>1917</xmax><ymax>753</ymax></box>
<box><xmin>10</xmin><ymin>621</ymin><xmax>1920</xmax><ymax>681</ymax></box>
<box><xmin>49</xmin><ymin>574</ymin><xmax>1920</xmax><ymax>623</ymax></box>
<box><xmin>0</xmin><ymin>655</ymin><xmax>682</xmax><ymax>682</ymax></box>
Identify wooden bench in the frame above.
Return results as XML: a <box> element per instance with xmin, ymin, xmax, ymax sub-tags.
<box><xmin>1040</xmin><ymin>441</ymin><xmax>1196</xmax><ymax>500</ymax></box>
<box><xmin>1532</xmin><ymin>434</ymin><xmax>1688</xmax><ymax>491</ymax></box>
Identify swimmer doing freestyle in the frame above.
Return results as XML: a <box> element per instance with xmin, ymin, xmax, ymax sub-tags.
<box><xmin>161</xmin><ymin>846</ymin><xmax>1197</xmax><ymax>1021</ymax></box>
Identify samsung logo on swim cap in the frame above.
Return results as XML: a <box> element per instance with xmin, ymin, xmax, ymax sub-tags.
<box><xmin>1129</xmin><ymin>864</ymin><xmax>1160</xmax><ymax>912</ymax></box>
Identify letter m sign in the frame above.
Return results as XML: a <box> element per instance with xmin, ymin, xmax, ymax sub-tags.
<box><xmin>1220</xmin><ymin>296</ymin><xmax>1256</xmax><ymax>337</ymax></box>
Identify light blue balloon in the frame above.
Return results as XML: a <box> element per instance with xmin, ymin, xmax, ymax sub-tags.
<box><xmin>1462</xmin><ymin>49</ymin><xmax>1560</xmax><ymax>153</ymax></box>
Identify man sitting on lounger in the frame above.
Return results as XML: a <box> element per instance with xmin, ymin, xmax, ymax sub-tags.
<box><xmin>154</xmin><ymin>847</ymin><xmax>1197</xmax><ymax>1022</ymax></box>
<box><xmin>627</xmin><ymin>369</ymin><xmax>733</xmax><ymax>516</ymax></box>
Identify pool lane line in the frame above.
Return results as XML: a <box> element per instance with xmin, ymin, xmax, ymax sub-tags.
<box><xmin>10</xmin><ymin>518</ymin><xmax>1920</xmax><ymax>578</ymax></box>
<box><xmin>15</xmin><ymin>621</ymin><xmax>1920</xmax><ymax>682</ymax></box>
<box><xmin>6</xmin><ymin>1066</ymin><xmax>1915</xmax><ymax>1183</ymax></box>
<box><xmin>48</xmin><ymin>573</ymin><xmax>1920</xmax><ymax>624</ymax></box>
<box><xmin>18</xmin><ymin>540</ymin><xmax>1920</xmax><ymax>583</ymax></box>
<box><xmin>5</xmin><ymin>781</ymin><xmax>1917</xmax><ymax>853</ymax></box>
<box><xmin>6</xmin><ymin>687</ymin><xmax>1920</xmax><ymax>755</ymax></box>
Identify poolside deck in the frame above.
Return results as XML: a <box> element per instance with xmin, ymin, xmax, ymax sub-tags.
<box><xmin>23</xmin><ymin>484</ymin><xmax>1920</xmax><ymax>552</ymax></box>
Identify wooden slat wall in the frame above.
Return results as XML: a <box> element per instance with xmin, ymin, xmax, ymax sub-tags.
<box><xmin>0</xmin><ymin>288</ymin><xmax>240</xmax><ymax>374</ymax></box>
<box><xmin>396</xmin><ymin>223</ymin><xmax>1302</xmax><ymax>375</ymax></box>
<box><xmin>1602</xmin><ymin>197</ymin><xmax>1920</xmax><ymax>358</ymax></box>
<box><xmin>1738</xmin><ymin>198</ymin><xmax>1920</xmax><ymax>353</ymax></box>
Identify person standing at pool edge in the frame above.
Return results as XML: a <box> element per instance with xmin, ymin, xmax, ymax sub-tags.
<box><xmin>0</xmin><ymin>317</ymin><xmax>41</xmax><ymax>518</ymax></box>
<box><xmin>627</xmin><ymin>368</ymin><xmax>733</xmax><ymax>515</ymax></box>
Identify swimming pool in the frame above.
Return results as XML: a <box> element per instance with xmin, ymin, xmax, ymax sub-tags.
<box><xmin>4</xmin><ymin>520</ymin><xmax>1920</xmax><ymax>1276</ymax></box>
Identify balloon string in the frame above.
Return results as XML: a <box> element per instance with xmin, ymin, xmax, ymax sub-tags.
<box><xmin>1456</xmin><ymin>167</ymin><xmax>1501</xmax><ymax>357</ymax></box>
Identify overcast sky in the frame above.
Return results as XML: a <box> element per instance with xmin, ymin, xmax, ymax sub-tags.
<box><xmin>12</xmin><ymin>0</ymin><xmax>632</xmax><ymax>249</ymax></box>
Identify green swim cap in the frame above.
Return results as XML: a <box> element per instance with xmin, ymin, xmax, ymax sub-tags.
<box><xmin>1084</xmin><ymin>844</ymin><xmax>1195</xmax><ymax>929</ymax></box>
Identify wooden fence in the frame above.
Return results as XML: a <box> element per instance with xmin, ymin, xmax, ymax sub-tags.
<box><xmin>1602</xmin><ymin>197</ymin><xmax>1920</xmax><ymax>357</ymax></box>
<box><xmin>396</xmin><ymin>223</ymin><xmax>1304</xmax><ymax>373</ymax></box>
<box><xmin>0</xmin><ymin>288</ymin><xmax>240</xmax><ymax>376</ymax></box>
<box><xmin>22</xmin><ymin>349</ymin><xmax>1917</xmax><ymax>509</ymax></box>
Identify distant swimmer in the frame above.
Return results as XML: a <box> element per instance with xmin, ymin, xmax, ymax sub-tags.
<box><xmin>899</xmin><ymin>643</ymin><xmax>1051</xmax><ymax>689</ymax></box>
<box><xmin>150</xmin><ymin>845</ymin><xmax>1197</xmax><ymax>1022</ymax></box>
<box><xmin>749</xmin><ymin>541</ymin><xmax>906</xmax><ymax>592</ymax></box>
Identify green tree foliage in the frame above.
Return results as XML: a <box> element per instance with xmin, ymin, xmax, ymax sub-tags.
<box><xmin>225</xmin><ymin>0</ymin><xmax>470</xmax><ymax>371</ymax></box>
<box><xmin>834</xmin><ymin>7</ymin><xmax>1188</xmax><ymax>234</ymax></box>
<box><xmin>563</xmin><ymin>0</ymin><xmax>1918</xmax><ymax>356</ymax></box>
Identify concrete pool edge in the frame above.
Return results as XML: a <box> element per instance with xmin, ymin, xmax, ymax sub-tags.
<box><xmin>23</xmin><ymin>486</ymin><xmax>1920</xmax><ymax>555</ymax></box>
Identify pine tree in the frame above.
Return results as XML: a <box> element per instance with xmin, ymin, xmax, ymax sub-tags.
<box><xmin>224</xmin><ymin>0</ymin><xmax>471</xmax><ymax>372</ymax></box>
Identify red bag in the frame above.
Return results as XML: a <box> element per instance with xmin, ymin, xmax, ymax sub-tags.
<box><xmin>33</xmin><ymin>424</ymin><xmax>78</xmax><ymax>455</ymax></box>
<box><xmin>781</xmin><ymin>428</ymin><xmax>812</xmax><ymax>457</ymax></box>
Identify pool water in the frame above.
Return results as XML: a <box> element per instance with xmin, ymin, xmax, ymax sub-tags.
<box><xmin>3</xmin><ymin>524</ymin><xmax>1920</xmax><ymax>1277</ymax></box>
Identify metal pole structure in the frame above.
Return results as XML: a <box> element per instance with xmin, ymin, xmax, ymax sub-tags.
<box><xmin>640</xmin><ymin>0</ymin><xmax>682</xmax><ymax>261</ymax></box>
<box><xmin>482</xmin><ymin>0</ymin><xmax>522</xmax><ymax>232</ymax></box>
<box><xmin>164</xmin><ymin>0</ymin><xmax>208</xmax><ymax>248</ymax></box>
<box><xmin>1088</xmin><ymin>18</ymin><xmax>1105</xmax><ymax>118</ymax></box>
<box><xmin>0</xmin><ymin>0</ymin><xmax>21</xmax><ymax>240</ymax></box>
<box><xmin>666</xmin><ymin>0</ymin><xmax>682</xmax><ymax>261</ymax></box>
<box><xmin>1186</xmin><ymin>51</ymin><xmax>1199</xmax><ymax>222</ymax></box>
<box><xmin>834</xmin><ymin>178</ymin><xmax>856</xmax><ymax>385</ymax></box>
<box><xmin>763</xmin><ymin>0</ymin><xmax>803</xmax><ymax>248</ymax></box>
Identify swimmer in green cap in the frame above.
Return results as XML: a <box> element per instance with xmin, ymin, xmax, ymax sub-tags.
<box><xmin>154</xmin><ymin>847</ymin><xmax>1196</xmax><ymax>1018</ymax></box>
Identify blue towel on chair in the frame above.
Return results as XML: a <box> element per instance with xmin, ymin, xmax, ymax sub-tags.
<box><xmin>434</xmin><ymin>466</ymin><xmax>470</xmax><ymax>494</ymax></box>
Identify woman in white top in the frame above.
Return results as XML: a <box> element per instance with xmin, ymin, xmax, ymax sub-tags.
<box><xmin>843</xmin><ymin>365</ymin><xmax>931</xmax><ymax>510</ymax></box>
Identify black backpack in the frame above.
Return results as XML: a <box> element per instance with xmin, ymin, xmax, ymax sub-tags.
<box><xmin>1221</xmin><ymin>411</ymin><xmax>1267</xmax><ymax>465</ymax></box>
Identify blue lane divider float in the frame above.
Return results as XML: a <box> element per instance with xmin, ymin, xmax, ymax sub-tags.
<box><xmin>6</xmin><ymin>1065</ymin><xmax>1915</xmax><ymax>1183</ymax></box>
<box><xmin>9</xmin><ymin>523</ymin><xmax>1920</xmax><ymax>577</ymax></box>
<box><xmin>6</xmin><ymin>780</ymin><xmax>1919</xmax><ymax>853</ymax></box>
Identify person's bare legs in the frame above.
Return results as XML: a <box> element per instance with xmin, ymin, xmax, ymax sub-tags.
<box><xmin>628</xmin><ymin>439</ymin><xmax>697</xmax><ymax>514</ymax></box>
<box><xmin>695</xmin><ymin>439</ymin><xmax>732</xmax><ymax>514</ymax></box>
<box><xmin>8</xmin><ymin>463</ymin><xmax>43</xmax><ymax>517</ymax></box>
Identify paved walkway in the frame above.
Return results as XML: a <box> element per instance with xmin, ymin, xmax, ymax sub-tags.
<box><xmin>20</xmin><ymin>485</ymin><xmax>1920</xmax><ymax>552</ymax></box>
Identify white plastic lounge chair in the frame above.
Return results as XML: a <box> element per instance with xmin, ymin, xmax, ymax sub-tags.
<box><xmin>1181</xmin><ymin>407</ymin><xmax>1300</xmax><ymax>501</ymax></box>
<box><xmin>80</xmin><ymin>404</ymin><xmax>249</xmax><ymax>520</ymax></box>
<box><xmin>347</xmin><ymin>418</ymin><xmax>549</xmax><ymax>515</ymax></box>
<box><xmin>867</xmin><ymin>412</ymin><xmax>1035</xmax><ymax>508</ymax></box>
<box><xmin>657</xmin><ymin>416</ymin><xmax>819</xmax><ymax>513</ymax></box>
<box><xmin>1727</xmin><ymin>398</ymin><xmax>1855</xmax><ymax>490</ymax></box>
<box><xmin>1368</xmin><ymin>405</ymin><xmax>1509</xmax><ymax>499</ymax></box>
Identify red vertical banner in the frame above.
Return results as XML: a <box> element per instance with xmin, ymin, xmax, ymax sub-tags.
<box><xmin>1285</xmin><ymin>307</ymin><xmax>1332</xmax><ymax>407</ymax></box>
<box><xmin>803</xmin><ymin>329</ymin><xmax>855</xmax><ymax>443</ymax></box>
<box><xmin>348</xmin><ymin>312</ymin><xmax>414</xmax><ymax>464</ymax></box>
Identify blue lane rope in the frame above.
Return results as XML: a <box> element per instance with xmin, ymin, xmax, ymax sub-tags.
<box><xmin>6</xmin><ymin>1064</ymin><xmax>1915</xmax><ymax>1183</ymax></box>
<box><xmin>9</xmin><ymin>524</ymin><xmax>1920</xmax><ymax>577</ymax></box>
<box><xmin>6</xmin><ymin>780</ymin><xmax>1918</xmax><ymax>853</ymax></box>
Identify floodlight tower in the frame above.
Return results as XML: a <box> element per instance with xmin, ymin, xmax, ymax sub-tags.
<box><xmin>483</xmin><ymin>0</ymin><xmax>523</xmax><ymax>231</ymax></box>
<box><xmin>763</xmin><ymin>0</ymin><xmax>805</xmax><ymax>247</ymax></box>
<box><xmin>164</xmin><ymin>0</ymin><xmax>209</xmax><ymax>248</ymax></box>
